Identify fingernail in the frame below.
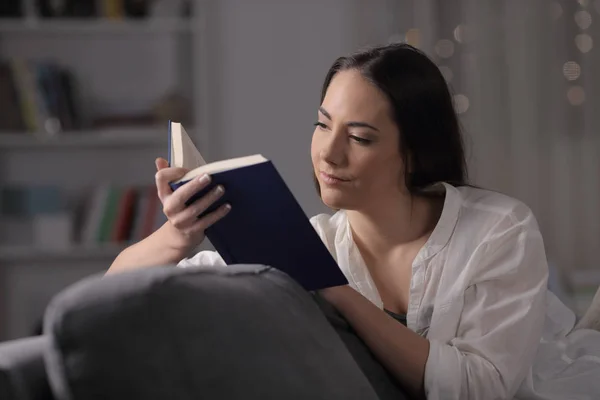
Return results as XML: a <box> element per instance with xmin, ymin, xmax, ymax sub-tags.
<box><xmin>224</xmin><ymin>203</ymin><xmax>231</xmax><ymax>211</ymax></box>
<box><xmin>215</xmin><ymin>185</ymin><xmax>224</xmax><ymax>194</ymax></box>
<box><xmin>198</xmin><ymin>174</ymin><xmax>210</xmax><ymax>184</ymax></box>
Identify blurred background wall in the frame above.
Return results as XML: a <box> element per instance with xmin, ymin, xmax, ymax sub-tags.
<box><xmin>0</xmin><ymin>0</ymin><xmax>598</xmax><ymax>340</ymax></box>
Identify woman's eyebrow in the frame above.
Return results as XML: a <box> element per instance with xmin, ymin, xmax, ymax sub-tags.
<box><xmin>346</xmin><ymin>121</ymin><xmax>380</xmax><ymax>132</ymax></box>
<box><xmin>319</xmin><ymin>106</ymin><xmax>332</xmax><ymax>120</ymax></box>
<box><xmin>319</xmin><ymin>106</ymin><xmax>380</xmax><ymax>132</ymax></box>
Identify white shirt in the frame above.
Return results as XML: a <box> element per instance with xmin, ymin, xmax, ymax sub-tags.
<box><xmin>178</xmin><ymin>182</ymin><xmax>600</xmax><ymax>399</ymax></box>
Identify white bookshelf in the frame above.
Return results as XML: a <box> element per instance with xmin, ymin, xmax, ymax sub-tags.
<box><xmin>0</xmin><ymin>127</ymin><xmax>167</xmax><ymax>148</ymax></box>
<box><xmin>0</xmin><ymin>1</ymin><xmax>210</xmax><ymax>341</ymax></box>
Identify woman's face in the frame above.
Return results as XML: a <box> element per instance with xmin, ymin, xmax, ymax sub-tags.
<box><xmin>311</xmin><ymin>69</ymin><xmax>405</xmax><ymax>211</ymax></box>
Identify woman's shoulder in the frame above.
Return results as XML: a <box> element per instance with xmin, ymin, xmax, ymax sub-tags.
<box><xmin>454</xmin><ymin>184</ymin><xmax>540</xmax><ymax>231</ymax></box>
<box><xmin>440</xmin><ymin>184</ymin><xmax>548</xmax><ymax>290</ymax></box>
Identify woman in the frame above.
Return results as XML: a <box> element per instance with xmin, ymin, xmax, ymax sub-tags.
<box><xmin>109</xmin><ymin>44</ymin><xmax>600</xmax><ymax>399</ymax></box>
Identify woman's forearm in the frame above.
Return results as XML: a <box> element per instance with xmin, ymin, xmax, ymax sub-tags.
<box><xmin>106</xmin><ymin>222</ymin><xmax>190</xmax><ymax>275</ymax></box>
<box><xmin>321</xmin><ymin>286</ymin><xmax>430</xmax><ymax>399</ymax></box>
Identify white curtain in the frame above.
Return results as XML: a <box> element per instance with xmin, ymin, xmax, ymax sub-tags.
<box><xmin>380</xmin><ymin>0</ymin><xmax>600</xmax><ymax>293</ymax></box>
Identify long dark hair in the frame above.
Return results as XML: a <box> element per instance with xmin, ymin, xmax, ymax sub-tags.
<box><xmin>314</xmin><ymin>43</ymin><xmax>468</xmax><ymax>196</ymax></box>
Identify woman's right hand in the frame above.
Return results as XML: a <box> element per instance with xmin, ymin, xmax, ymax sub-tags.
<box><xmin>155</xmin><ymin>157</ymin><xmax>231</xmax><ymax>252</ymax></box>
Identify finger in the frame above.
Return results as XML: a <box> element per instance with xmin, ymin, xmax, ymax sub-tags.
<box><xmin>177</xmin><ymin>183</ymin><xmax>224</xmax><ymax>220</ymax></box>
<box><xmin>155</xmin><ymin>167</ymin><xmax>190</xmax><ymax>202</ymax></box>
<box><xmin>189</xmin><ymin>203</ymin><xmax>232</xmax><ymax>234</ymax></box>
<box><xmin>170</xmin><ymin>174</ymin><xmax>214</xmax><ymax>210</ymax></box>
<box><xmin>155</xmin><ymin>157</ymin><xmax>169</xmax><ymax>171</ymax></box>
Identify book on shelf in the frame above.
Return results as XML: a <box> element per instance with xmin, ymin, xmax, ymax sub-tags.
<box><xmin>0</xmin><ymin>58</ymin><xmax>81</xmax><ymax>135</ymax></box>
<box><xmin>81</xmin><ymin>184</ymin><xmax>165</xmax><ymax>246</ymax></box>
<box><xmin>0</xmin><ymin>184</ymin><xmax>72</xmax><ymax>250</ymax></box>
<box><xmin>4</xmin><ymin>0</ymin><xmax>188</xmax><ymax>20</ymax></box>
<box><xmin>34</xmin><ymin>0</ymin><xmax>148</xmax><ymax>19</ymax></box>
<box><xmin>167</xmin><ymin>121</ymin><xmax>347</xmax><ymax>291</ymax></box>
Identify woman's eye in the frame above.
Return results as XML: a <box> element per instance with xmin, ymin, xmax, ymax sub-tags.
<box><xmin>350</xmin><ymin>135</ymin><xmax>372</xmax><ymax>145</ymax></box>
<box><xmin>313</xmin><ymin>122</ymin><xmax>328</xmax><ymax>130</ymax></box>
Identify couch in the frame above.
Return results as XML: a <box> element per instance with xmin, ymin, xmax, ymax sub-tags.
<box><xmin>0</xmin><ymin>264</ymin><xmax>408</xmax><ymax>400</ymax></box>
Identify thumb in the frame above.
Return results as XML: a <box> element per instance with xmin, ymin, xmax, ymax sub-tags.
<box><xmin>155</xmin><ymin>157</ymin><xmax>169</xmax><ymax>171</ymax></box>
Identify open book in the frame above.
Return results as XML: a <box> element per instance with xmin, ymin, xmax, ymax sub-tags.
<box><xmin>167</xmin><ymin>121</ymin><xmax>347</xmax><ymax>291</ymax></box>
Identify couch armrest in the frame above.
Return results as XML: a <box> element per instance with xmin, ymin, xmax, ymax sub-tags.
<box><xmin>0</xmin><ymin>335</ymin><xmax>53</xmax><ymax>400</ymax></box>
<box><xmin>43</xmin><ymin>264</ymin><xmax>379</xmax><ymax>400</ymax></box>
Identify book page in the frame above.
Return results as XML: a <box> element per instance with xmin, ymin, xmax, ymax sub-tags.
<box><xmin>175</xmin><ymin>154</ymin><xmax>267</xmax><ymax>183</ymax></box>
<box><xmin>171</xmin><ymin>122</ymin><xmax>207</xmax><ymax>169</ymax></box>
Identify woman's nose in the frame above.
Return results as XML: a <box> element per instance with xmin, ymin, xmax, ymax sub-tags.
<box><xmin>321</xmin><ymin>130</ymin><xmax>346</xmax><ymax>166</ymax></box>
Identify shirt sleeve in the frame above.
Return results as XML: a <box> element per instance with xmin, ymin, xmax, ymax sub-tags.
<box><xmin>177</xmin><ymin>250</ymin><xmax>226</xmax><ymax>268</ymax></box>
<box><xmin>424</xmin><ymin>213</ymin><xmax>549</xmax><ymax>400</ymax></box>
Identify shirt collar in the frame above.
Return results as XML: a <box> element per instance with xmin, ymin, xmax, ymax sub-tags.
<box><xmin>338</xmin><ymin>181</ymin><xmax>462</xmax><ymax>263</ymax></box>
<box><xmin>413</xmin><ymin>182</ymin><xmax>462</xmax><ymax>264</ymax></box>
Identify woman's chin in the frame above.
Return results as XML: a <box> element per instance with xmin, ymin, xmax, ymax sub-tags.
<box><xmin>320</xmin><ymin>191</ymin><xmax>356</xmax><ymax>211</ymax></box>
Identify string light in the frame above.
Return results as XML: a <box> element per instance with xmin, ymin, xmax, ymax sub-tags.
<box><xmin>575</xmin><ymin>10</ymin><xmax>592</xmax><ymax>29</ymax></box>
<box><xmin>405</xmin><ymin>29</ymin><xmax>421</xmax><ymax>47</ymax></box>
<box><xmin>454</xmin><ymin>94</ymin><xmax>470</xmax><ymax>114</ymax></box>
<box><xmin>575</xmin><ymin>33</ymin><xmax>593</xmax><ymax>52</ymax></box>
<box><xmin>453</xmin><ymin>24</ymin><xmax>472</xmax><ymax>43</ymax></box>
<box><xmin>435</xmin><ymin>39</ymin><xmax>455</xmax><ymax>58</ymax></box>
<box><xmin>563</xmin><ymin>61</ymin><xmax>581</xmax><ymax>81</ymax></box>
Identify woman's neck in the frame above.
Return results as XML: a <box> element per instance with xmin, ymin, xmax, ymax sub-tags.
<box><xmin>346</xmin><ymin>190</ymin><xmax>443</xmax><ymax>256</ymax></box>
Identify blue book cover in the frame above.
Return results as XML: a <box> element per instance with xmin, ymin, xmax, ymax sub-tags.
<box><xmin>168</xmin><ymin>121</ymin><xmax>347</xmax><ymax>291</ymax></box>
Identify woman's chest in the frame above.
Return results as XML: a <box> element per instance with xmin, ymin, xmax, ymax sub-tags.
<box><xmin>363</xmin><ymin>250</ymin><xmax>419</xmax><ymax>315</ymax></box>
<box><xmin>343</xmin><ymin>245</ymin><xmax>465</xmax><ymax>336</ymax></box>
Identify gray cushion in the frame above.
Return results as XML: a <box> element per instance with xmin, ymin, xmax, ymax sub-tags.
<box><xmin>43</xmin><ymin>264</ymin><xmax>379</xmax><ymax>400</ymax></box>
<box><xmin>314</xmin><ymin>294</ymin><xmax>409</xmax><ymax>400</ymax></box>
<box><xmin>0</xmin><ymin>335</ymin><xmax>52</xmax><ymax>400</ymax></box>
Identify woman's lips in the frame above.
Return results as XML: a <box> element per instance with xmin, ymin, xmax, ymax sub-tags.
<box><xmin>320</xmin><ymin>171</ymin><xmax>351</xmax><ymax>185</ymax></box>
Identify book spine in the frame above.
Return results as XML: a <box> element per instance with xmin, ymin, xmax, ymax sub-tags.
<box><xmin>30</xmin><ymin>63</ymin><xmax>52</xmax><ymax>135</ymax></box>
<box><xmin>10</xmin><ymin>59</ymin><xmax>39</xmax><ymax>133</ymax></box>
<box><xmin>35</xmin><ymin>64</ymin><xmax>61</xmax><ymax>135</ymax></box>
<box><xmin>60</xmin><ymin>68</ymin><xmax>81</xmax><ymax>130</ymax></box>
<box><xmin>167</xmin><ymin>119</ymin><xmax>172</xmax><ymax>166</ymax></box>
<box><xmin>103</xmin><ymin>0</ymin><xmax>124</xmax><ymax>19</ymax></box>
<box><xmin>52</xmin><ymin>66</ymin><xmax>75</xmax><ymax>132</ymax></box>
<box><xmin>82</xmin><ymin>185</ymin><xmax>109</xmax><ymax>245</ymax></box>
<box><xmin>97</xmin><ymin>186</ymin><xmax>120</xmax><ymax>243</ymax></box>
<box><xmin>0</xmin><ymin>62</ymin><xmax>26</xmax><ymax>131</ymax></box>
<box><xmin>112</xmin><ymin>187</ymin><xmax>136</xmax><ymax>243</ymax></box>
<box><xmin>129</xmin><ymin>186</ymin><xmax>149</xmax><ymax>242</ymax></box>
